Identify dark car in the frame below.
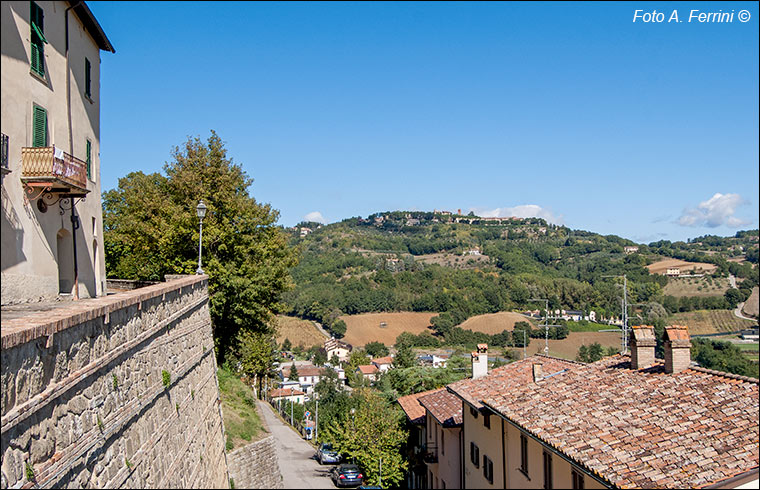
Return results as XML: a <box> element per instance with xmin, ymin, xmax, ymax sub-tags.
<box><xmin>317</xmin><ymin>443</ymin><xmax>341</xmax><ymax>464</ymax></box>
<box><xmin>331</xmin><ymin>464</ymin><xmax>363</xmax><ymax>487</ymax></box>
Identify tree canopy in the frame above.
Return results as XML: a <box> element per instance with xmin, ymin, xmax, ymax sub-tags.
<box><xmin>103</xmin><ymin>132</ymin><xmax>297</xmax><ymax>361</ymax></box>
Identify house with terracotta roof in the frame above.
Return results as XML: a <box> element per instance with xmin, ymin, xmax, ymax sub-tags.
<box><xmin>281</xmin><ymin>363</ymin><xmax>327</xmax><ymax>395</ymax></box>
<box><xmin>419</xmin><ymin>388</ymin><xmax>463</xmax><ymax>490</ymax></box>
<box><xmin>269</xmin><ymin>387</ymin><xmax>305</xmax><ymax>404</ymax></box>
<box><xmin>371</xmin><ymin>355</ymin><xmax>394</xmax><ymax>372</ymax></box>
<box><xmin>355</xmin><ymin>364</ymin><xmax>379</xmax><ymax>382</ymax></box>
<box><xmin>324</xmin><ymin>338</ymin><xmax>352</xmax><ymax>363</ymax></box>
<box><xmin>445</xmin><ymin>328</ymin><xmax>759</xmax><ymax>489</ymax></box>
<box><xmin>398</xmin><ymin>388</ymin><xmax>443</xmax><ymax>489</ymax></box>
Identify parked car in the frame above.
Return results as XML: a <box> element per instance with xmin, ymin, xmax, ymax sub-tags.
<box><xmin>317</xmin><ymin>443</ymin><xmax>341</xmax><ymax>464</ymax></box>
<box><xmin>331</xmin><ymin>464</ymin><xmax>363</xmax><ymax>487</ymax></box>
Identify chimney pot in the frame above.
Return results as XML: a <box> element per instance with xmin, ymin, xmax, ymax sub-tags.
<box><xmin>664</xmin><ymin>325</ymin><xmax>691</xmax><ymax>374</ymax></box>
<box><xmin>532</xmin><ymin>362</ymin><xmax>543</xmax><ymax>383</ymax></box>
<box><xmin>472</xmin><ymin>344</ymin><xmax>489</xmax><ymax>379</ymax></box>
<box><xmin>631</xmin><ymin>325</ymin><xmax>656</xmax><ymax>369</ymax></box>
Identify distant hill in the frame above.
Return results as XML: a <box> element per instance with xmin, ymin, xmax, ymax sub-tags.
<box><xmin>280</xmin><ymin>212</ymin><xmax>759</xmax><ymax>340</ymax></box>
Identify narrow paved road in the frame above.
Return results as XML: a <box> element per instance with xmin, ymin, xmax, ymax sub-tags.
<box><xmin>257</xmin><ymin>400</ymin><xmax>335</xmax><ymax>489</ymax></box>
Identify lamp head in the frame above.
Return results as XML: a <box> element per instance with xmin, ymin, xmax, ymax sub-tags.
<box><xmin>196</xmin><ymin>200</ymin><xmax>207</xmax><ymax>219</ymax></box>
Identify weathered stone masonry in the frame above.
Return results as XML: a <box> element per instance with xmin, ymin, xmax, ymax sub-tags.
<box><xmin>1</xmin><ymin>276</ymin><xmax>229</xmax><ymax>488</ymax></box>
<box><xmin>227</xmin><ymin>436</ymin><xmax>283</xmax><ymax>489</ymax></box>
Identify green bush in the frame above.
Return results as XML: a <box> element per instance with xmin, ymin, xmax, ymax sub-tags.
<box><xmin>162</xmin><ymin>370</ymin><xmax>171</xmax><ymax>389</ymax></box>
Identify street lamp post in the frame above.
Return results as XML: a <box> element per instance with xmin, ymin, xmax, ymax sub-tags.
<box><xmin>196</xmin><ymin>200</ymin><xmax>207</xmax><ymax>274</ymax></box>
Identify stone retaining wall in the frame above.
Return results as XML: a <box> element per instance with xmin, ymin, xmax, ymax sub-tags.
<box><xmin>227</xmin><ymin>435</ymin><xmax>283</xmax><ymax>489</ymax></box>
<box><xmin>1</xmin><ymin>275</ymin><xmax>229</xmax><ymax>488</ymax></box>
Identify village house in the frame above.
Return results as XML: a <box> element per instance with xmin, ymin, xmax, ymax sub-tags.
<box><xmin>355</xmin><ymin>364</ymin><xmax>379</xmax><ymax>382</ymax></box>
<box><xmin>419</xmin><ymin>388</ymin><xmax>463</xmax><ymax>490</ymax></box>
<box><xmin>398</xmin><ymin>389</ymin><xmax>437</xmax><ymax>489</ymax></box>
<box><xmin>324</xmin><ymin>337</ymin><xmax>352</xmax><ymax>363</ymax></box>
<box><xmin>281</xmin><ymin>363</ymin><xmax>327</xmax><ymax>395</ymax></box>
<box><xmin>2</xmin><ymin>0</ymin><xmax>115</xmax><ymax>304</ymax></box>
<box><xmin>371</xmin><ymin>355</ymin><xmax>394</xmax><ymax>373</ymax></box>
<box><xmin>623</xmin><ymin>245</ymin><xmax>639</xmax><ymax>254</ymax></box>
<box><xmin>269</xmin><ymin>387</ymin><xmax>305</xmax><ymax>405</ymax></box>
<box><xmin>443</xmin><ymin>329</ymin><xmax>759</xmax><ymax>489</ymax></box>
<box><xmin>418</xmin><ymin>354</ymin><xmax>449</xmax><ymax>368</ymax></box>
<box><xmin>666</xmin><ymin>267</ymin><xmax>681</xmax><ymax>277</ymax></box>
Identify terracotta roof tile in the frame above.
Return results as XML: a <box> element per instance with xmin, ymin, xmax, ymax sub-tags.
<box><xmin>357</xmin><ymin>364</ymin><xmax>379</xmax><ymax>374</ymax></box>
<box><xmin>282</xmin><ymin>365</ymin><xmax>326</xmax><ymax>378</ymax></box>
<box><xmin>419</xmin><ymin>389</ymin><xmax>463</xmax><ymax>427</ymax></box>
<box><xmin>481</xmin><ymin>355</ymin><xmax>759</xmax><ymax>489</ymax></box>
<box><xmin>270</xmin><ymin>388</ymin><xmax>304</xmax><ymax>397</ymax></box>
<box><xmin>372</xmin><ymin>356</ymin><xmax>394</xmax><ymax>365</ymax></box>
<box><xmin>397</xmin><ymin>388</ymin><xmax>444</xmax><ymax>425</ymax></box>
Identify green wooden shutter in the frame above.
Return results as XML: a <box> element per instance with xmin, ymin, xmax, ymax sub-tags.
<box><xmin>32</xmin><ymin>106</ymin><xmax>47</xmax><ymax>148</ymax></box>
<box><xmin>30</xmin><ymin>2</ymin><xmax>45</xmax><ymax>76</ymax></box>
<box><xmin>85</xmin><ymin>58</ymin><xmax>92</xmax><ymax>97</ymax></box>
<box><xmin>86</xmin><ymin>140</ymin><xmax>92</xmax><ymax>179</ymax></box>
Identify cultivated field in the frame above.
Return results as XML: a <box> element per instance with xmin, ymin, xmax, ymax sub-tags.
<box><xmin>742</xmin><ymin>287</ymin><xmax>759</xmax><ymax>318</ymax></box>
<box><xmin>663</xmin><ymin>276</ymin><xmax>730</xmax><ymax>297</ymax></box>
<box><xmin>459</xmin><ymin>312</ymin><xmax>537</xmax><ymax>334</ymax></box>
<box><xmin>340</xmin><ymin>312</ymin><xmax>437</xmax><ymax>346</ymax></box>
<box><xmin>667</xmin><ymin>309</ymin><xmax>757</xmax><ymax>335</ymax></box>
<box><xmin>646</xmin><ymin>258</ymin><xmax>717</xmax><ymax>275</ymax></box>
<box><xmin>510</xmin><ymin>331</ymin><xmax>623</xmax><ymax>361</ymax></box>
<box><xmin>275</xmin><ymin>315</ymin><xmax>328</xmax><ymax>348</ymax></box>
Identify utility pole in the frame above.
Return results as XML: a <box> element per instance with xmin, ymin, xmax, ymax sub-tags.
<box><xmin>528</xmin><ymin>298</ymin><xmax>562</xmax><ymax>355</ymax></box>
<box><xmin>315</xmin><ymin>394</ymin><xmax>319</xmax><ymax>443</ymax></box>
<box><xmin>379</xmin><ymin>457</ymin><xmax>382</xmax><ymax>488</ymax></box>
<box><xmin>602</xmin><ymin>274</ymin><xmax>631</xmax><ymax>353</ymax></box>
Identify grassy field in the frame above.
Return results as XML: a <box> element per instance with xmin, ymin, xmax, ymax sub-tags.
<box><xmin>646</xmin><ymin>258</ymin><xmax>718</xmax><ymax>275</ymax></box>
<box><xmin>275</xmin><ymin>315</ymin><xmax>328</xmax><ymax>348</ymax></box>
<box><xmin>663</xmin><ymin>276</ymin><xmax>730</xmax><ymax>297</ymax></box>
<box><xmin>506</xmin><ymin>331</ymin><xmax>623</xmax><ymax>361</ymax></box>
<box><xmin>459</xmin><ymin>311</ymin><xmax>538</xmax><ymax>334</ymax></box>
<box><xmin>218</xmin><ymin>367</ymin><xmax>265</xmax><ymax>451</ymax></box>
<box><xmin>340</xmin><ymin>312</ymin><xmax>437</xmax><ymax>346</ymax></box>
<box><xmin>668</xmin><ymin>309</ymin><xmax>757</xmax><ymax>335</ymax></box>
<box><xmin>743</xmin><ymin>287</ymin><xmax>759</xmax><ymax>318</ymax></box>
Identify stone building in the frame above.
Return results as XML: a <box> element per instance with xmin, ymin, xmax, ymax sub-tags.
<box><xmin>1</xmin><ymin>1</ymin><xmax>115</xmax><ymax>304</ymax></box>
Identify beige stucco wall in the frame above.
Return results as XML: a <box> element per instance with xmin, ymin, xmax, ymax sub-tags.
<box><xmin>425</xmin><ymin>411</ymin><xmax>462</xmax><ymax>489</ymax></box>
<box><xmin>463</xmin><ymin>405</ymin><xmax>503</xmax><ymax>488</ymax></box>
<box><xmin>1</xmin><ymin>0</ymin><xmax>107</xmax><ymax>304</ymax></box>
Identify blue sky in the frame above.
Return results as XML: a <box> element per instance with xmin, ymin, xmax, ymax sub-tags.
<box><xmin>90</xmin><ymin>1</ymin><xmax>758</xmax><ymax>243</ymax></box>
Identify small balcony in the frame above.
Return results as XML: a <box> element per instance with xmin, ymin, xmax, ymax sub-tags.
<box><xmin>423</xmin><ymin>443</ymin><xmax>438</xmax><ymax>464</ymax></box>
<box><xmin>21</xmin><ymin>146</ymin><xmax>89</xmax><ymax>195</ymax></box>
<box><xmin>1</xmin><ymin>133</ymin><xmax>9</xmax><ymax>177</ymax></box>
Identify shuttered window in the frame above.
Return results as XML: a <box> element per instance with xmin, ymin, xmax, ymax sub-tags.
<box><xmin>85</xmin><ymin>58</ymin><xmax>92</xmax><ymax>98</ymax></box>
<box><xmin>30</xmin><ymin>2</ymin><xmax>46</xmax><ymax>77</ymax></box>
<box><xmin>86</xmin><ymin>139</ymin><xmax>92</xmax><ymax>179</ymax></box>
<box><xmin>32</xmin><ymin>105</ymin><xmax>47</xmax><ymax>148</ymax></box>
<box><xmin>520</xmin><ymin>434</ymin><xmax>529</xmax><ymax>476</ymax></box>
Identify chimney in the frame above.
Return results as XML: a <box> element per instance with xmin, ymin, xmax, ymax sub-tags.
<box><xmin>532</xmin><ymin>362</ymin><xmax>543</xmax><ymax>382</ymax></box>
<box><xmin>664</xmin><ymin>325</ymin><xmax>691</xmax><ymax>374</ymax></box>
<box><xmin>630</xmin><ymin>325</ymin><xmax>656</xmax><ymax>369</ymax></box>
<box><xmin>472</xmin><ymin>344</ymin><xmax>489</xmax><ymax>379</ymax></box>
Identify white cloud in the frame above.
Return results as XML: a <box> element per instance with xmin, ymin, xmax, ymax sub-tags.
<box><xmin>469</xmin><ymin>204</ymin><xmax>564</xmax><ymax>225</ymax></box>
<box><xmin>677</xmin><ymin>193</ymin><xmax>749</xmax><ymax>228</ymax></box>
<box><xmin>303</xmin><ymin>211</ymin><xmax>326</xmax><ymax>224</ymax></box>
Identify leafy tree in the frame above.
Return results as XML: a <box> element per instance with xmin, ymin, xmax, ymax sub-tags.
<box><xmin>365</xmin><ymin>341</ymin><xmax>390</xmax><ymax>358</ymax></box>
<box><xmin>312</xmin><ymin>349</ymin><xmax>327</xmax><ymax>367</ymax></box>
<box><xmin>323</xmin><ymin>388</ymin><xmax>408</xmax><ymax>487</ymax></box>
<box><xmin>103</xmin><ymin>132</ymin><xmax>297</xmax><ymax>362</ymax></box>
<box><xmin>692</xmin><ymin>338</ymin><xmax>757</xmax><ymax>378</ymax></box>
<box><xmin>347</xmin><ymin>350</ymin><xmax>372</xmax><ymax>374</ymax></box>
<box><xmin>329</xmin><ymin>353</ymin><xmax>341</xmax><ymax>366</ymax></box>
<box><xmin>576</xmin><ymin>342</ymin><xmax>605</xmax><ymax>363</ymax></box>
<box><xmin>331</xmin><ymin>319</ymin><xmax>347</xmax><ymax>338</ymax></box>
<box><xmin>288</xmin><ymin>362</ymin><xmax>299</xmax><ymax>381</ymax></box>
<box><xmin>234</xmin><ymin>330</ymin><xmax>278</xmax><ymax>399</ymax></box>
<box><xmin>393</xmin><ymin>342</ymin><xmax>416</xmax><ymax>369</ymax></box>
<box><xmin>282</xmin><ymin>338</ymin><xmax>292</xmax><ymax>351</ymax></box>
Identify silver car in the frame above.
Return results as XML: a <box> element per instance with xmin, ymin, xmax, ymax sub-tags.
<box><xmin>317</xmin><ymin>443</ymin><xmax>341</xmax><ymax>465</ymax></box>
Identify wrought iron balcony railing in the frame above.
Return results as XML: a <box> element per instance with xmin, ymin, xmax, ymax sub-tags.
<box><xmin>423</xmin><ymin>443</ymin><xmax>438</xmax><ymax>464</ymax></box>
<box><xmin>21</xmin><ymin>146</ymin><xmax>89</xmax><ymax>193</ymax></box>
<box><xmin>1</xmin><ymin>133</ymin><xmax>9</xmax><ymax>175</ymax></box>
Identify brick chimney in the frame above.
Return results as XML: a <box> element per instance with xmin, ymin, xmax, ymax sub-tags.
<box><xmin>630</xmin><ymin>325</ymin><xmax>656</xmax><ymax>369</ymax></box>
<box><xmin>664</xmin><ymin>325</ymin><xmax>691</xmax><ymax>374</ymax></box>
<box><xmin>532</xmin><ymin>362</ymin><xmax>543</xmax><ymax>383</ymax></box>
<box><xmin>472</xmin><ymin>343</ymin><xmax>489</xmax><ymax>379</ymax></box>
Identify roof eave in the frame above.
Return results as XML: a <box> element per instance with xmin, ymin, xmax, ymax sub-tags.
<box><xmin>69</xmin><ymin>1</ymin><xmax>116</xmax><ymax>53</ymax></box>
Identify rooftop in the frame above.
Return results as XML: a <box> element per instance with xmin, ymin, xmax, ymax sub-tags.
<box><xmin>357</xmin><ymin>365</ymin><xmax>379</xmax><ymax>375</ymax></box>
<box><xmin>371</xmin><ymin>356</ymin><xmax>393</xmax><ymax>365</ymax></box>
<box><xmin>419</xmin><ymin>389</ymin><xmax>463</xmax><ymax>427</ymax></box>
<box><xmin>270</xmin><ymin>388</ymin><xmax>305</xmax><ymax>398</ymax></box>
<box><xmin>447</xmin><ymin>355</ymin><xmax>582</xmax><ymax>410</ymax></box>
<box><xmin>282</xmin><ymin>365</ymin><xmax>326</xmax><ymax>378</ymax></box>
<box><xmin>397</xmin><ymin>388</ymin><xmax>444</xmax><ymax>425</ymax></box>
<box><xmin>481</xmin><ymin>355</ymin><xmax>759</xmax><ymax>489</ymax></box>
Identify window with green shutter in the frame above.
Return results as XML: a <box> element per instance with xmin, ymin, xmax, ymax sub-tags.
<box><xmin>85</xmin><ymin>58</ymin><xmax>92</xmax><ymax>98</ymax></box>
<box><xmin>32</xmin><ymin>105</ymin><xmax>47</xmax><ymax>148</ymax></box>
<box><xmin>86</xmin><ymin>139</ymin><xmax>92</xmax><ymax>179</ymax></box>
<box><xmin>30</xmin><ymin>2</ymin><xmax>47</xmax><ymax>77</ymax></box>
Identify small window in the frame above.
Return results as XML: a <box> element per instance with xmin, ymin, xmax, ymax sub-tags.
<box><xmin>85</xmin><ymin>57</ymin><xmax>92</xmax><ymax>98</ymax></box>
<box><xmin>572</xmin><ymin>469</ymin><xmax>585</xmax><ymax>490</ymax></box>
<box><xmin>543</xmin><ymin>451</ymin><xmax>553</xmax><ymax>489</ymax></box>
<box><xmin>32</xmin><ymin>105</ymin><xmax>47</xmax><ymax>147</ymax></box>
<box><xmin>30</xmin><ymin>1</ymin><xmax>47</xmax><ymax>77</ymax></box>
<box><xmin>520</xmin><ymin>434</ymin><xmax>529</xmax><ymax>476</ymax></box>
<box><xmin>483</xmin><ymin>455</ymin><xmax>494</xmax><ymax>484</ymax></box>
<box><xmin>470</xmin><ymin>442</ymin><xmax>480</xmax><ymax>468</ymax></box>
<box><xmin>470</xmin><ymin>406</ymin><xmax>479</xmax><ymax>419</ymax></box>
<box><xmin>85</xmin><ymin>139</ymin><xmax>92</xmax><ymax>179</ymax></box>
<box><xmin>484</xmin><ymin>413</ymin><xmax>491</xmax><ymax>429</ymax></box>
<box><xmin>441</xmin><ymin>429</ymin><xmax>444</xmax><ymax>455</ymax></box>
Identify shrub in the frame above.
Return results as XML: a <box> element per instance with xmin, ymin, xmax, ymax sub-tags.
<box><xmin>162</xmin><ymin>370</ymin><xmax>171</xmax><ymax>389</ymax></box>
